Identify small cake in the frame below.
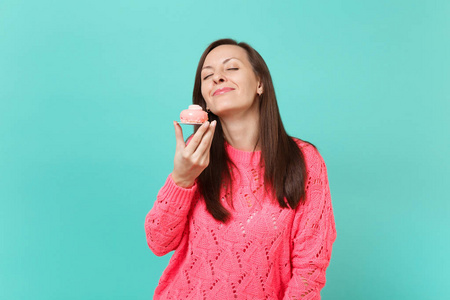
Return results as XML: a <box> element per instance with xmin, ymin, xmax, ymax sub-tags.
<box><xmin>180</xmin><ymin>105</ymin><xmax>208</xmax><ymax>124</ymax></box>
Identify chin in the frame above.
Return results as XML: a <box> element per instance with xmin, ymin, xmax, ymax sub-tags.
<box><xmin>210</xmin><ymin>110</ymin><xmax>233</xmax><ymax>118</ymax></box>
<box><xmin>209</xmin><ymin>98</ymin><xmax>256</xmax><ymax>118</ymax></box>
<box><xmin>215</xmin><ymin>108</ymin><xmax>252</xmax><ymax>119</ymax></box>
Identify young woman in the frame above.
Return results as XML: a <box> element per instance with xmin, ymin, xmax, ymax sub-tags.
<box><xmin>145</xmin><ymin>39</ymin><xmax>337</xmax><ymax>299</ymax></box>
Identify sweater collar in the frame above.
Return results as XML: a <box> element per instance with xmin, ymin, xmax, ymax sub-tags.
<box><xmin>225</xmin><ymin>141</ymin><xmax>261</xmax><ymax>163</ymax></box>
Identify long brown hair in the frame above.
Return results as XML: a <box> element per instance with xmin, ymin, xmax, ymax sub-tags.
<box><xmin>193</xmin><ymin>39</ymin><xmax>309</xmax><ymax>222</ymax></box>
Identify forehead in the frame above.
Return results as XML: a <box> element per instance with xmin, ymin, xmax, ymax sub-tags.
<box><xmin>203</xmin><ymin>45</ymin><xmax>249</xmax><ymax>66</ymax></box>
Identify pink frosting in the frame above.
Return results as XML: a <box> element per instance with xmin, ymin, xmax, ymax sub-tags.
<box><xmin>180</xmin><ymin>105</ymin><xmax>208</xmax><ymax>123</ymax></box>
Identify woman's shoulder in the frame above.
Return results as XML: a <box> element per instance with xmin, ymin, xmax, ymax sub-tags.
<box><xmin>291</xmin><ymin>137</ymin><xmax>313</xmax><ymax>149</ymax></box>
<box><xmin>291</xmin><ymin>137</ymin><xmax>326</xmax><ymax>170</ymax></box>
<box><xmin>291</xmin><ymin>137</ymin><xmax>317</xmax><ymax>155</ymax></box>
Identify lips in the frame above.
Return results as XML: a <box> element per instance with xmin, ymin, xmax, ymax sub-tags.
<box><xmin>213</xmin><ymin>87</ymin><xmax>235</xmax><ymax>96</ymax></box>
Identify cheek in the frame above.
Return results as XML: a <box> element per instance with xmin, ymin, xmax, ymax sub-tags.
<box><xmin>239</xmin><ymin>73</ymin><xmax>258</xmax><ymax>94</ymax></box>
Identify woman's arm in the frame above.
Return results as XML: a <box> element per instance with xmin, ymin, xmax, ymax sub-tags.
<box><xmin>283</xmin><ymin>146</ymin><xmax>337</xmax><ymax>300</ymax></box>
<box><xmin>145</xmin><ymin>121</ymin><xmax>216</xmax><ymax>256</ymax></box>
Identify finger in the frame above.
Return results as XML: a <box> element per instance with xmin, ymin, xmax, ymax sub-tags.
<box><xmin>185</xmin><ymin>121</ymin><xmax>210</xmax><ymax>154</ymax></box>
<box><xmin>206</xmin><ymin>120</ymin><xmax>217</xmax><ymax>151</ymax></box>
<box><xmin>195</xmin><ymin>120</ymin><xmax>216</xmax><ymax>157</ymax></box>
<box><xmin>173</xmin><ymin>121</ymin><xmax>185</xmax><ymax>150</ymax></box>
<box><xmin>197</xmin><ymin>122</ymin><xmax>217</xmax><ymax>167</ymax></box>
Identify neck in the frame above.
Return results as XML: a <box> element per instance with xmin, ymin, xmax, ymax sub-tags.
<box><xmin>219</xmin><ymin>112</ymin><xmax>260</xmax><ymax>152</ymax></box>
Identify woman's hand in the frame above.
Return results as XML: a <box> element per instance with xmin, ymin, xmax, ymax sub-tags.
<box><xmin>171</xmin><ymin>120</ymin><xmax>217</xmax><ymax>188</ymax></box>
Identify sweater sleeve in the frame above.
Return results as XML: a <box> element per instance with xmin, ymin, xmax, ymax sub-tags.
<box><xmin>145</xmin><ymin>174</ymin><xmax>197</xmax><ymax>256</ymax></box>
<box><xmin>283</xmin><ymin>146</ymin><xmax>337</xmax><ymax>300</ymax></box>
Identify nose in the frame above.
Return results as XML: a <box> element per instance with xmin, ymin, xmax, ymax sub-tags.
<box><xmin>212</xmin><ymin>71</ymin><xmax>226</xmax><ymax>84</ymax></box>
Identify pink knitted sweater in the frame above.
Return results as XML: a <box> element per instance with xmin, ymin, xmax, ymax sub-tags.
<box><xmin>145</xmin><ymin>139</ymin><xmax>336</xmax><ymax>299</ymax></box>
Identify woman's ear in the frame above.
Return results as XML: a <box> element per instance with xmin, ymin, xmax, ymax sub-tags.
<box><xmin>257</xmin><ymin>80</ymin><xmax>264</xmax><ymax>96</ymax></box>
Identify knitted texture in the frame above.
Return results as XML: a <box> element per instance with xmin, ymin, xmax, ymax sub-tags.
<box><xmin>145</xmin><ymin>139</ymin><xmax>336</xmax><ymax>299</ymax></box>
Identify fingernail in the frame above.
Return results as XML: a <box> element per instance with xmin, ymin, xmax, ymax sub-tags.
<box><xmin>211</xmin><ymin>120</ymin><xmax>217</xmax><ymax>126</ymax></box>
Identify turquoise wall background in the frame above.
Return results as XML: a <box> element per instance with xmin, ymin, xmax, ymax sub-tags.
<box><xmin>1</xmin><ymin>0</ymin><xmax>449</xmax><ymax>299</ymax></box>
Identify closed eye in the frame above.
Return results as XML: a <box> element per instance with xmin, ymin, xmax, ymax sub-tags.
<box><xmin>227</xmin><ymin>68</ymin><xmax>239</xmax><ymax>71</ymax></box>
<box><xmin>203</xmin><ymin>74</ymin><xmax>213</xmax><ymax>80</ymax></box>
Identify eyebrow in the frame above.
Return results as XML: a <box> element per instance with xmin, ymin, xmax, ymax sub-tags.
<box><xmin>202</xmin><ymin>57</ymin><xmax>241</xmax><ymax>70</ymax></box>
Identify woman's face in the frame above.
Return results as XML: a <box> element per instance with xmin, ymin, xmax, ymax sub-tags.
<box><xmin>200</xmin><ymin>45</ymin><xmax>263</xmax><ymax>118</ymax></box>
